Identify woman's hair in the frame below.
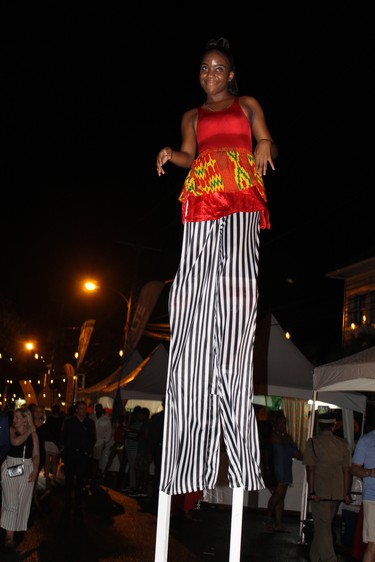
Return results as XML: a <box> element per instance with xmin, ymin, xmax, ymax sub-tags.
<box><xmin>202</xmin><ymin>37</ymin><xmax>239</xmax><ymax>95</ymax></box>
<box><xmin>15</xmin><ymin>407</ymin><xmax>34</xmax><ymax>428</ymax></box>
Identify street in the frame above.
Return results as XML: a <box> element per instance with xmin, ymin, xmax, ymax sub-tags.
<box><xmin>0</xmin><ymin>474</ymin><xmax>356</xmax><ymax>562</ymax></box>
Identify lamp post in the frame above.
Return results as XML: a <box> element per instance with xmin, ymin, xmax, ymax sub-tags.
<box><xmin>83</xmin><ymin>281</ymin><xmax>132</xmax><ymax>356</ymax></box>
<box><xmin>83</xmin><ymin>280</ymin><xmax>133</xmax><ymax>425</ymax></box>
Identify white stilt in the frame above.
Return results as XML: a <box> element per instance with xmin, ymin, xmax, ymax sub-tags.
<box><xmin>154</xmin><ymin>488</ymin><xmax>244</xmax><ymax>561</ymax></box>
<box><xmin>154</xmin><ymin>490</ymin><xmax>171</xmax><ymax>562</ymax></box>
<box><xmin>229</xmin><ymin>487</ymin><xmax>244</xmax><ymax>562</ymax></box>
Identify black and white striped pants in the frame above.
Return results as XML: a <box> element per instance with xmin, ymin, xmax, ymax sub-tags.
<box><xmin>1</xmin><ymin>456</ymin><xmax>34</xmax><ymax>531</ymax></box>
<box><xmin>160</xmin><ymin>212</ymin><xmax>265</xmax><ymax>495</ymax></box>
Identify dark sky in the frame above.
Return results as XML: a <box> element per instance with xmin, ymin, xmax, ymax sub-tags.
<box><xmin>1</xmin><ymin>6</ymin><xmax>374</xmax><ymax>368</ymax></box>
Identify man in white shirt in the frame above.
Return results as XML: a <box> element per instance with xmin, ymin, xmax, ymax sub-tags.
<box><xmin>91</xmin><ymin>403</ymin><xmax>112</xmax><ymax>479</ymax></box>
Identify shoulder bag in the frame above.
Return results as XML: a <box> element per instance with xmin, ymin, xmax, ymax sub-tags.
<box><xmin>7</xmin><ymin>444</ymin><xmax>26</xmax><ymax>477</ymax></box>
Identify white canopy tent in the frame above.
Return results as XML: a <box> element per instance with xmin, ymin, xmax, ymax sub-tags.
<box><xmin>77</xmin><ymin>344</ymin><xmax>169</xmax><ymax>411</ymax></box>
<box><xmin>253</xmin><ymin>313</ymin><xmax>367</xmax><ymax>413</ymax></box>
<box><xmin>308</xmin><ymin>345</ymin><xmax>375</xmax><ymax>450</ymax></box>
<box><xmin>77</xmin><ymin>349</ymin><xmax>143</xmax><ymax>405</ymax></box>
<box><xmin>299</xmin><ymin>345</ymin><xmax>375</xmax><ymax>542</ymax></box>
<box><xmin>313</xmin><ymin>344</ymin><xmax>375</xmax><ymax>393</ymax></box>
<box><xmin>118</xmin><ymin>343</ymin><xmax>168</xmax><ymax>401</ymax></box>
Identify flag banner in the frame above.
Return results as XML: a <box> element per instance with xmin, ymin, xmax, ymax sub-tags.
<box><xmin>76</xmin><ymin>319</ymin><xmax>96</xmax><ymax>371</ymax></box>
<box><xmin>125</xmin><ymin>280</ymin><xmax>165</xmax><ymax>356</ymax></box>
<box><xmin>64</xmin><ymin>363</ymin><xmax>75</xmax><ymax>411</ymax></box>
<box><xmin>19</xmin><ymin>380</ymin><xmax>38</xmax><ymax>405</ymax></box>
<box><xmin>143</xmin><ymin>322</ymin><xmax>170</xmax><ymax>341</ymax></box>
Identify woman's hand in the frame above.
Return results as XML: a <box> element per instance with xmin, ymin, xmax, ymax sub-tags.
<box><xmin>28</xmin><ymin>468</ymin><xmax>38</xmax><ymax>482</ymax></box>
<box><xmin>156</xmin><ymin>147</ymin><xmax>173</xmax><ymax>176</ymax></box>
<box><xmin>343</xmin><ymin>493</ymin><xmax>352</xmax><ymax>505</ymax></box>
<box><xmin>254</xmin><ymin>139</ymin><xmax>275</xmax><ymax>176</ymax></box>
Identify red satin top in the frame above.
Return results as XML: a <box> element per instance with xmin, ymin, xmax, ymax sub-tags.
<box><xmin>178</xmin><ymin>97</ymin><xmax>270</xmax><ymax>228</ymax></box>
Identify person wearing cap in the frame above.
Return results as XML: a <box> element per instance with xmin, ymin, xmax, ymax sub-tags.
<box><xmin>303</xmin><ymin>411</ymin><xmax>352</xmax><ymax>562</ymax></box>
<box><xmin>351</xmin><ymin>425</ymin><xmax>375</xmax><ymax>561</ymax></box>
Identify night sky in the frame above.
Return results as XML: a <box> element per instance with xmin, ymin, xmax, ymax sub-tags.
<box><xmin>1</xmin><ymin>5</ymin><xmax>374</xmax><ymax>376</ymax></box>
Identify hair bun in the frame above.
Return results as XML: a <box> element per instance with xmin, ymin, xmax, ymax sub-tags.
<box><xmin>205</xmin><ymin>37</ymin><xmax>230</xmax><ymax>50</ymax></box>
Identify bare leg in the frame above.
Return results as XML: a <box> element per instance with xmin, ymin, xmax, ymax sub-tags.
<box><xmin>5</xmin><ymin>530</ymin><xmax>15</xmax><ymax>547</ymax></box>
<box><xmin>267</xmin><ymin>483</ymin><xmax>288</xmax><ymax>530</ymax></box>
<box><xmin>363</xmin><ymin>541</ymin><xmax>375</xmax><ymax>562</ymax></box>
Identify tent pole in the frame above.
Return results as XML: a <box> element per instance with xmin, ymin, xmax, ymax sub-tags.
<box><xmin>342</xmin><ymin>408</ymin><xmax>354</xmax><ymax>451</ymax></box>
<box><xmin>299</xmin><ymin>390</ymin><xmax>317</xmax><ymax>543</ymax></box>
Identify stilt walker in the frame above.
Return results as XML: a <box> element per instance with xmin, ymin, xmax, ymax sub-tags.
<box><xmin>154</xmin><ymin>36</ymin><xmax>278</xmax><ymax>561</ymax></box>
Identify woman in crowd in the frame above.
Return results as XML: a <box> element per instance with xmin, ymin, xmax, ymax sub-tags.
<box><xmin>264</xmin><ymin>413</ymin><xmax>302</xmax><ymax>531</ymax></box>
<box><xmin>1</xmin><ymin>407</ymin><xmax>39</xmax><ymax>549</ymax></box>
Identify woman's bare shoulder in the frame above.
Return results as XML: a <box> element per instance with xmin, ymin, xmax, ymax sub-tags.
<box><xmin>239</xmin><ymin>94</ymin><xmax>259</xmax><ymax>104</ymax></box>
<box><xmin>182</xmin><ymin>107</ymin><xmax>199</xmax><ymax>120</ymax></box>
<box><xmin>239</xmin><ymin>95</ymin><xmax>262</xmax><ymax>112</ymax></box>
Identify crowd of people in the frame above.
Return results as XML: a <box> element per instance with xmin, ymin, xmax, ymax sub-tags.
<box><xmin>0</xmin><ymin>399</ymin><xmax>375</xmax><ymax>560</ymax></box>
<box><xmin>0</xmin><ymin>399</ymin><xmax>167</xmax><ymax>550</ymax></box>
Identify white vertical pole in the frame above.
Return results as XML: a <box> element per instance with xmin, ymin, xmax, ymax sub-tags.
<box><xmin>154</xmin><ymin>490</ymin><xmax>171</xmax><ymax>562</ymax></box>
<box><xmin>299</xmin><ymin>391</ymin><xmax>317</xmax><ymax>543</ymax></box>
<box><xmin>229</xmin><ymin>487</ymin><xmax>244</xmax><ymax>562</ymax></box>
<box><xmin>342</xmin><ymin>408</ymin><xmax>354</xmax><ymax>451</ymax></box>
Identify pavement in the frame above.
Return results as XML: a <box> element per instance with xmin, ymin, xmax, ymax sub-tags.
<box><xmin>0</xmin><ymin>472</ymin><xmax>358</xmax><ymax>562</ymax></box>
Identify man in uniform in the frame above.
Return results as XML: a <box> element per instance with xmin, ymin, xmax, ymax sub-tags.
<box><xmin>303</xmin><ymin>411</ymin><xmax>352</xmax><ymax>562</ymax></box>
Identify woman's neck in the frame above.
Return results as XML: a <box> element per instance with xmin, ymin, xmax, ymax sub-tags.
<box><xmin>16</xmin><ymin>427</ymin><xmax>27</xmax><ymax>435</ymax></box>
<box><xmin>203</xmin><ymin>95</ymin><xmax>235</xmax><ymax>112</ymax></box>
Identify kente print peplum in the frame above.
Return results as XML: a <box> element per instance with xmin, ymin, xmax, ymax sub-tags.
<box><xmin>179</xmin><ymin>148</ymin><xmax>270</xmax><ymax>228</ymax></box>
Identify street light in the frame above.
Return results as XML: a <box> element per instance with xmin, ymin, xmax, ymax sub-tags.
<box><xmin>83</xmin><ymin>281</ymin><xmax>132</xmax><ymax>355</ymax></box>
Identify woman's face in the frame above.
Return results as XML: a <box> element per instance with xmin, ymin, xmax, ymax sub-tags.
<box><xmin>13</xmin><ymin>411</ymin><xmax>27</xmax><ymax>431</ymax></box>
<box><xmin>199</xmin><ymin>50</ymin><xmax>234</xmax><ymax>96</ymax></box>
<box><xmin>275</xmin><ymin>417</ymin><xmax>287</xmax><ymax>432</ymax></box>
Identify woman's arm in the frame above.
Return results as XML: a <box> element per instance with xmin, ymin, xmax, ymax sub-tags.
<box><xmin>240</xmin><ymin>95</ymin><xmax>278</xmax><ymax>175</ymax></box>
<box><xmin>305</xmin><ymin>465</ymin><xmax>320</xmax><ymax>501</ymax></box>
<box><xmin>9</xmin><ymin>425</ymin><xmax>34</xmax><ymax>447</ymax></box>
<box><xmin>156</xmin><ymin>108</ymin><xmax>198</xmax><ymax>175</ymax></box>
<box><xmin>351</xmin><ymin>462</ymin><xmax>375</xmax><ymax>478</ymax></box>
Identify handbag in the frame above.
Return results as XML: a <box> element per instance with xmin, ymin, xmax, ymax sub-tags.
<box><xmin>7</xmin><ymin>444</ymin><xmax>26</xmax><ymax>478</ymax></box>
